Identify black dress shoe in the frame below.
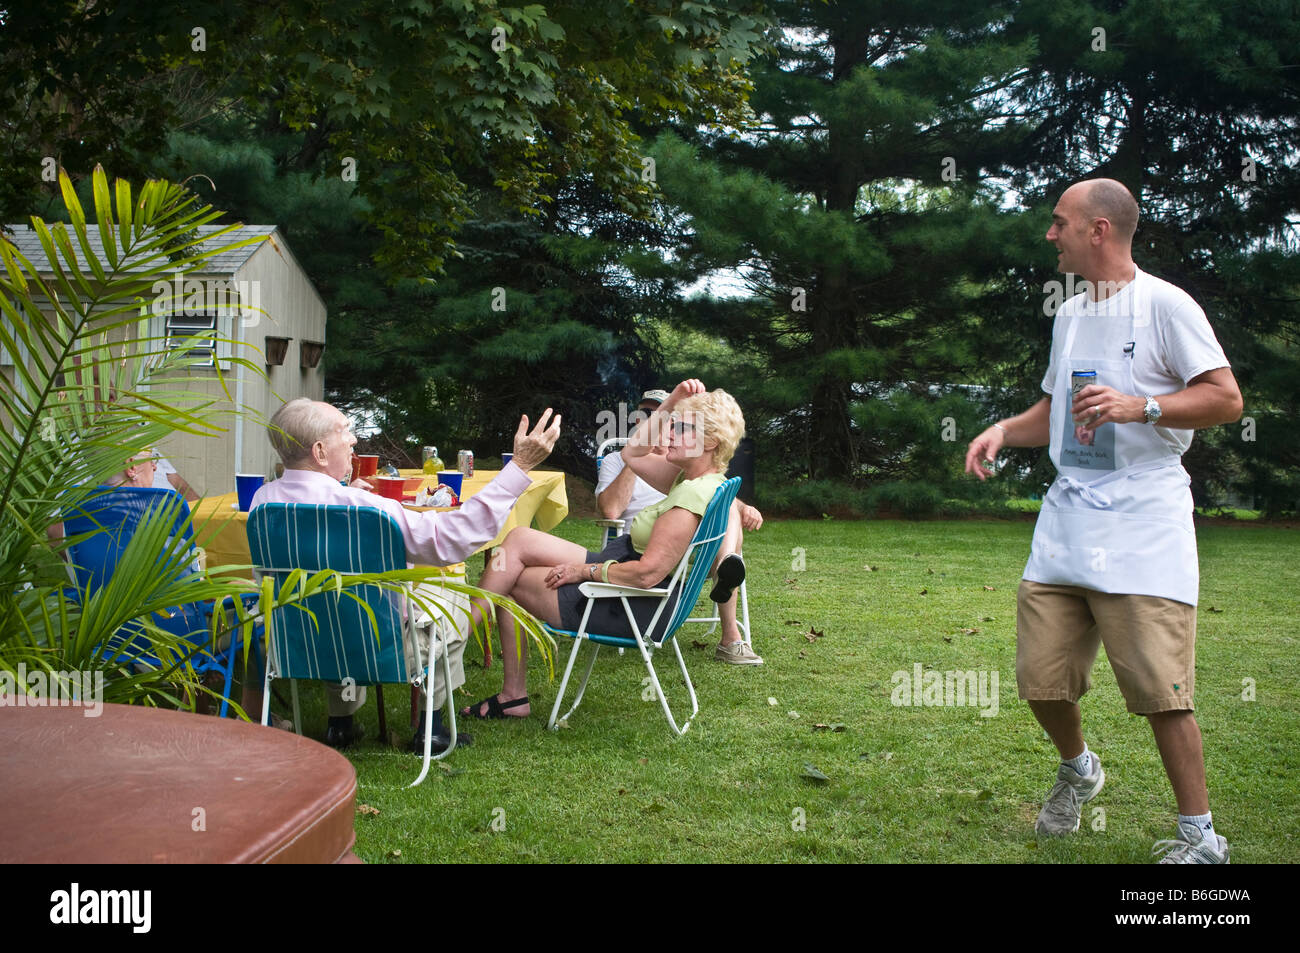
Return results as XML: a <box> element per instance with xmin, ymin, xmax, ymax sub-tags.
<box><xmin>709</xmin><ymin>553</ymin><xmax>746</xmax><ymax>603</ymax></box>
<box><xmin>325</xmin><ymin>717</ymin><xmax>365</xmax><ymax>748</ymax></box>
<box><xmin>408</xmin><ymin>710</ymin><xmax>472</xmax><ymax>754</ymax></box>
<box><xmin>407</xmin><ymin>730</ymin><xmax>473</xmax><ymax>755</ymax></box>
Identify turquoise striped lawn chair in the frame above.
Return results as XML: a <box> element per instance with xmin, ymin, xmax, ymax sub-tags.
<box><xmin>247</xmin><ymin>503</ymin><xmax>457</xmax><ymax>787</ymax></box>
<box><xmin>546</xmin><ymin>476</ymin><xmax>741</xmax><ymax>736</ymax></box>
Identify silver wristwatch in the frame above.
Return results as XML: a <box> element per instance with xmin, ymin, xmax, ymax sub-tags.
<box><xmin>1143</xmin><ymin>395</ymin><xmax>1162</xmax><ymax>424</ymax></box>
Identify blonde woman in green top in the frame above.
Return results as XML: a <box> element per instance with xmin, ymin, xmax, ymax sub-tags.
<box><xmin>461</xmin><ymin>379</ymin><xmax>747</xmax><ymax>721</ymax></box>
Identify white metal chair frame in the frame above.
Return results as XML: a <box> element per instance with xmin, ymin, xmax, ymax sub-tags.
<box><xmin>594</xmin><ymin>437</ymin><xmax>752</xmax><ymax>646</ymax></box>
<box><xmin>547</xmin><ymin>476</ymin><xmax>741</xmax><ymax>735</ymax></box>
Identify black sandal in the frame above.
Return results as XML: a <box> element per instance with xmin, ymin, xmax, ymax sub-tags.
<box><xmin>461</xmin><ymin>694</ymin><xmax>530</xmax><ymax>719</ymax></box>
<box><xmin>709</xmin><ymin>553</ymin><xmax>746</xmax><ymax>603</ymax></box>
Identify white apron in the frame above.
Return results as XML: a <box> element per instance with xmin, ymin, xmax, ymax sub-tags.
<box><xmin>1023</xmin><ymin>277</ymin><xmax>1200</xmax><ymax>605</ymax></box>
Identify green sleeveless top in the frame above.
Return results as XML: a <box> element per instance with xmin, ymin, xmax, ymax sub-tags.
<box><xmin>628</xmin><ymin>471</ymin><xmax>725</xmax><ymax>553</ymax></box>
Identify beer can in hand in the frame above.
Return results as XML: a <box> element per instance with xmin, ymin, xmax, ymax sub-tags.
<box><xmin>1071</xmin><ymin>370</ymin><xmax>1096</xmax><ymax>399</ymax></box>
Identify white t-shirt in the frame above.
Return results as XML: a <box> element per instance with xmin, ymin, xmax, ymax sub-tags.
<box><xmin>1040</xmin><ymin>268</ymin><xmax>1229</xmax><ymax>457</ymax></box>
<box><xmin>595</xmin><ymin>450</ymin><xmax>665</xmax><ymax>529</ymax></box>
<box><xmin>151</xmin><ymin>455</ymin><xmax>178</xmax><ymax>491</ymax></box>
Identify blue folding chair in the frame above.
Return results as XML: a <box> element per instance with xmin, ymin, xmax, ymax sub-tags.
<box><xmin>63</xmin><ymin>486</ymin><xmax>249</xmax><ymax>717</ymax></box>
<box><xmin>247</xmin><ymin>503</ymin><xmax>457</xmax><ymax>787</ymax></box>
<box><xmin>546</xmin><ymin>476</ymin><xmax>741</xmax><ymax>735</ymax></box>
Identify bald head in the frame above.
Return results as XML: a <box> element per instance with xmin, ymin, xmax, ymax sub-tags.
<box><xmin>1070</xmin><ymin>178</ymin><xmax>1139</xmax><ymax>244</ymax></box>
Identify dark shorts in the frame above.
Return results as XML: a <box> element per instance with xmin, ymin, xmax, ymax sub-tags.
<box><xmin>554</xmin><ymin>535</ymin><xmax>680</xmax><ymax>642</ymax></box>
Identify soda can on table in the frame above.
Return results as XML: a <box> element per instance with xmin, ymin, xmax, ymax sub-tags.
<box><xmin>457</xmin><ymin>449</ymin><xmax>474</xmax><ymax>476</ymax></box>
<box><xmin>1070</xmin><ymin>370</ymin><xmax>1096</xmax><ymax>399</ymax></box>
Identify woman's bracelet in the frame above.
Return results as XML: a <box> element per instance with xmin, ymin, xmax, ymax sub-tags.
<box><xmin>587</xmin><ymin>563</ymin><xmax>597</xmax><ymax>581</ymax></box>
<box><xmin>992</xmin><ymin>422</ymin><xmax>1008</xmax><ymax>435</ymax></box>
<box><xmin>601</xmin><ymin>559</ymin><xmax>616</xmax><ymax>583</ymax></box>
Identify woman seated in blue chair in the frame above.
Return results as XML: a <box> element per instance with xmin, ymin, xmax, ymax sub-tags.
<box><xmin>461</xmin><ymin>380</ymin><xmax>747</xmax><ymax>720</ymax></box>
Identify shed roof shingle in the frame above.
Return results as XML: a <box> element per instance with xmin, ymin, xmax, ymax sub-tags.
<box><xmin>2</xmin><ymin>224</ymin><xmax>276</xmax><ymax>276</ymax></box>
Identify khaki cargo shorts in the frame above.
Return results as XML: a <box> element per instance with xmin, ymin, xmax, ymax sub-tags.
<box><xmin>1016</xmin><ymin>580</ymin><xmax>1196</xmax><ymax>714</ymax></box>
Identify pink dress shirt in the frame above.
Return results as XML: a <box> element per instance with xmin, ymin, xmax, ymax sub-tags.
<box><xmin>249</xmin><ymin>463</ymin><xmax>534</xmax><ymax>566</ymax></box>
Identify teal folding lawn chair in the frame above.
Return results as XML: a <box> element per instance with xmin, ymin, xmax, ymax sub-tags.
<box><xmin>247</xmin><ymin>503</ymin><xmax>457</xmax><ymax>787</ymax></box>
<box><xmin>546</xmin><ymin>476</ymin><xmax>741</xmax><ymax>735</ymax></box>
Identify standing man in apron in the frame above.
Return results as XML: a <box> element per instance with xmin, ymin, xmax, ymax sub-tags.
<box><xmin>964</xmin><ymin>178</ymin><xmax>1243</xmax><ymax>864</ymax></box>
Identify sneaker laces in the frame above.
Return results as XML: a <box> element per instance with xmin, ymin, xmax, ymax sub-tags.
<box><xmin>1151</xmin><ymin>837</ymin><xmax>1192</xmax><ymax>862</ymax></box>
<box><xmin>1040</xmin><ymin>779</ymin><xmax>1080</xmax><ymax>825</ymax></box>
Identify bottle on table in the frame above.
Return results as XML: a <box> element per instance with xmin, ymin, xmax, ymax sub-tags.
<box><xmin>422</xmin><ymin>446</ymin><xmax>444</xmax><ymax>475</ymax></box>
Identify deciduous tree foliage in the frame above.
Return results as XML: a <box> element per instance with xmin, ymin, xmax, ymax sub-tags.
<box><xmin>3</xmin><ymin>0</ymin><xmax>768</xmax><ymax>278</ymax></box>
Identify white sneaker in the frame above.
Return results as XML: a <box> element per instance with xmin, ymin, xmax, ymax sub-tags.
<box><xmin>1034</xmin><ymin>754</ymin><xmax>1104</xmax><ymax>835</ymax></box>
<box><xmin>1153</xmin><ymin>823</ymin><xmax>1230</xmax><ymax>864</ymax></box>
<box><xmin>714</xmin><ymin>641</ymin><xmax>763</xmax><ymax>665</ymax></box>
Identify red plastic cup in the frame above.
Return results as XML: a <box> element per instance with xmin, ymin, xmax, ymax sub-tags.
<box><xmin>355</xmin><ymin>454</ymin><xmax>379</xmax><ymax>479</ymax></box>
<box><xmin>374</xmin><ymin>476</ymin><xmax>405</xmax><ymax>500</ymax></box>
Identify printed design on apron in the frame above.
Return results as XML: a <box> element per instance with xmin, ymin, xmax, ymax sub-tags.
<box><xmin>1059</xmin><ymin>367</ymin><xmax>1117</xmax><ymax>470</ymax></box>
<box><xmin>1050</xmin><ymin>276</ymin><xmax>1145</xmax><ymax>479</ymax></box>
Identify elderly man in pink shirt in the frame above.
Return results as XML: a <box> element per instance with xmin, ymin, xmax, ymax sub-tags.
<box><xmin>250</xmin><ymin>397</ymin><xmax>560</xmax><ymax>752</ymax></box>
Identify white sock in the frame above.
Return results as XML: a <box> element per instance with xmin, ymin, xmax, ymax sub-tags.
<box><xmin>1062</xmin><ymin>746</ymin><xmax>1093</xmax><ymax>777</ymax></box>
<box><xmin>1179</xmin><ymin>812</ymin><xmax>1216</xmax><ymax>843</ymax></box>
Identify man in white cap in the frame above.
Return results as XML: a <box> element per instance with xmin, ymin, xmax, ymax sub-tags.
<box><xmin>596</xmin><ymin>389</ymin><xmax>762</xmax><ymax>664</ymax></box>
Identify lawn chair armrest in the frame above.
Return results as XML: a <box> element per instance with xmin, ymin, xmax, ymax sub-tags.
<box><xmin>578</xmin><ymin>581</ymin><xmax>670</xmax><ymax>599</ymax></box>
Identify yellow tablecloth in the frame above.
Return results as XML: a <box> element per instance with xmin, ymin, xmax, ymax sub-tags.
<box><xmin>192</xmin><ymin>469</ymin><xmax>568</xmax><ymax>576</ymax></box>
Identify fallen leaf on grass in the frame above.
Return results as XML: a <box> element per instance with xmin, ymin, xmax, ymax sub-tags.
<box><xmin>802</xmin><ymin>763</ymin><xmax>830</xmax><ymax>783</ymax></box>
<box><xmin>983</xmin><ymin>585</ymin><xmax>997</xmax><ymax>591</ymax></box>
<box><xmin>388</xmin><ymin>849</ymin><xmax>402</xmax><ymax>859</ymax></box>
<box><xmin>975</xmin><ymin>789</ymin><xmax>993</xmax><ymax>801</ymax></box>
<box><xmin>691</xmin><ymin>640</ymin><xmax>709</xmax><ymax>649</ymax></box>
<box><xmin>803</xmin><ymin>626</ymin><xmax>824</xmax><ymax>643</ymax></box>
<box><xmin>356</xmin><ymin>803</ymin><xmax>380</xmax><ymax>816</ymax></box>
<box><xmin>981</xmin><ymin>616</ymin><xmax>994</xmax><ymax>622</ymax></box>
<box><xmin>767</xmin><ymin>696</ymin><xmax>778</xmax><ymax>706</ymax></box>
<box><xmin>798</xmin><ymin>650</ymin><xmax>807</xmax><ymax>659</ymax></box>
<box><xmin>784</xmin><ymin>619</ymin><xmax>803</xmax><ymax>626</ymax></box>
<box><xmin>927</xmin><ymin>568</ymin><xmax>934</xmax><ymax>575</ymax></box>
<box><xmin>812</xmin><ymin>723</ymin><xmax>847</xmax><ymax>732</ymax></box>
<box><xmin>919</xmin><ymin>588</ymin><xmax>928</xmax><ymax>595</ymax></box>
<box><xmin>1208</xmin><ymin>606</ymin><xmax>1224</xmax><ymax>613</ymax></box>
<box><xmin>960</xmin><ymin>627</ymin><xmax>981</xmax><ymax>635</ymax></box>
<box><xmin>864</xmin><ymin>565</ymin><xmax>878</xmax><ymax>572</ymax></box>
<box><xmin>943</xmin><ymin>636</ymin><xmax>952</xmax><ymax>643</ymax></box>
<box><xmin>638</xmin><ymin>757</ymin><xmax>648</xmax><ymax>764</ymax></box>
<box><xmin>788</xmin><ymin>710</ymin><xmax>800</xmax><ymax>719</ymax></box>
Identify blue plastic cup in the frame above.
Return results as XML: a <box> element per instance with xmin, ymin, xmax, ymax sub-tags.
<box><xmin>502</xmin><ymin>453</ymin><xmax>513</xmax><ymax>467</ymax></box>
<box><xmin>236</xmin><ymin>473</ymin><xmax>264</xmax><ymax>512</ymax></box>
<box><xmin>438</xmin><ymin>471</ymin><xmax>464</xmax><ymax>497</ymax></box>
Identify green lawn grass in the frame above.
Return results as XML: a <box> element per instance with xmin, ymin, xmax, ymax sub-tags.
<box><xmin>278</xmin><ymin>517</ymin><xmax>1300</xmax><ymax>864</ymax></box>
